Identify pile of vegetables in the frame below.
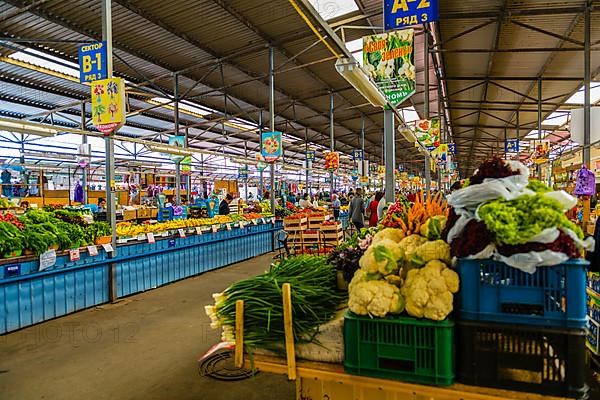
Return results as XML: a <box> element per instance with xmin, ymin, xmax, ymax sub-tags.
<box><xmin>205</xmin><ymin>255</ymin><xmax>343</xmax><ymax>349</ymax></box>
<box><xmin>382</xmin><ymin>191</ymin><xmax>448</xmax><ymax>235</ymax></box>
<box><xmin>0</xmin><ymin>221</ymin><xmax>25</xmax><ymax>256</ymax></box>
<box><xmin>347</xmin><ymin>224</ymin><xmax>458</xmax><ymax>321</ymax></box>
<box><xmin>444</xmin><ymin>157</ymin><xmax>593</xmax><ymax>270</ymax></box>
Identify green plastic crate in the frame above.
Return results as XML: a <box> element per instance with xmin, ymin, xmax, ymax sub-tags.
<box><xmin>344</xmin><ymin>312</ymin><xmax>454</xmax><ymax>386</ymax></box>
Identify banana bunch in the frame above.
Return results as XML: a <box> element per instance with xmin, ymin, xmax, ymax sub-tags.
<box><xmin>116</xmin><ymin>224</ymin><xmax>147</xmax><ymax>237</ymax></box>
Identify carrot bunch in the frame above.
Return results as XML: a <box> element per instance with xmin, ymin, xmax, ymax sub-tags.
<box><xmin>397</xmin><ymin>191</ymin><xmax>449</xmax><ymax>235</ymax></box>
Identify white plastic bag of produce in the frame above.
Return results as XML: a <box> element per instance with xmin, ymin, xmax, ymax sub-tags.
<box><xmin>562</xmin><ymin>227</ymin><xmax>595</xmax><ymax>251</ymax></box>
<box><xmin>465</xmin><ymin>243</ymin><xmax>496</xmax><ymax>260</ymax></box>
<box><xmin>542</xmin><ymin>190</ymin><xmax>577</xmax><ymax>211</ymax></box>
<box><xmin>527</xmin><ymin>228</ymin><xmax>560</xmax><ymax>244</ymax></box>
<box><xmin>493</xmin><ymin>250</ymin><xmax>569</xmax><ymax>274</ymax></box>
<box><xmin>447</xmin><ymin>175</ymin><xmax>532</xmax><ymax>210</ymax></box>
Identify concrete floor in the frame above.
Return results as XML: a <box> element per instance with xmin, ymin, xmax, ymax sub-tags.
<box><xmin>0</xmin><ymin>253</ymin><xmax>295</xmax><ymax>400</ymax></box>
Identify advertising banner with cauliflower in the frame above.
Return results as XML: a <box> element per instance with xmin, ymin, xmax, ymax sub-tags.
<box><xmin>363</xmin><ymin>29</ymin><xmax>416</xmax><ymax>107</ymax></box>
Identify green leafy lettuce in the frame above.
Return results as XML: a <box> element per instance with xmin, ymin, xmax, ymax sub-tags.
<box><xmin>478</xmin><ymin>195</ymin><xmax>583</xmax><ymax>245</ymax></box>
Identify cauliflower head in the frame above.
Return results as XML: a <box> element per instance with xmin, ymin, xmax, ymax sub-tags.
<box><xmin>399</xmin><ymin>234</ymin><xmax>428</xmax><ymax>259</ymax></box>
<box><xmin>419</xmin><ymin>215</ymin><xmax>448</xmax><ymax>240</ymax></box>
<box><xmin>372</xmin><ymin>228</ymin><xmax>406</xmax><ymax>245</ymax></box>
<box><xmin>412</xmin><ymin>240</ymin><xmax>451</xmax><ymax>266</ymax></box>
<box><xmin>400</xmin><ymin>261</ymin><xmax>459</xmax><ymax>321</ymax></box>
<box><xmin>359</xmin><ymin>239</ymin><xmax>403</xmax><ymax>276</ymax></box>
<box><xmin>349</xmin><ymin>276</ymin><xmax>405</xmax><ymax>318</ymax></box>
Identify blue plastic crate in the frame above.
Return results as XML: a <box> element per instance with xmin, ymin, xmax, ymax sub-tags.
<box><xmin>456</xmin><ymin>258</ymin><xmax>588</xmax><ymax>328</ymax></box>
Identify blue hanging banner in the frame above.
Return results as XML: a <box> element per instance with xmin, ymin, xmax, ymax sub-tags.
<box><xmin>352</xmin><ymin>149</ymin><xmax>364</xmax><ymax>161</ymax></box>
<box><xmin>306</xmin><ymin>150</ymin><xmax>315</xmax><ymax>161</ymax></box>
<box><xmin>505</xmin><ymin>139</ymin><xmax>519</xmax><ymax>153</ymax></box>
<box><xmin>384</xmin><ymin>0</ymin><xmax>439</xmax><ymax>30</ymax></box>
<box><xmin>78</xmin><ymin>41</ymin><xmax>108</xmax><ymax>83</ymax></box>
<box><xmin>448</xmin><ymin>143</ymin><xmax>456</xmax><ymax>154</ymax></box>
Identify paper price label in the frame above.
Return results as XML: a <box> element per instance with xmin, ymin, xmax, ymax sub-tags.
<box><xmin>226</xmin><ymin>223</ymin><xmax>232</xmax><ymax>231</ymax></box>
<box><xmin>161</xmin><ymin>231</ymin><xmax>170</xmax><ymax>237</ymax></box>
<box><xmin>137</xmin><ymin>234</ymin><xmax>146</xmax><ymax>241</ymax></box>
<box><xmin>39</xmin><ymin>249</ymin><xmax>57</xmax><ymax>271</ymax></box>
<box><xmin>178</xmin><ymin>228</ymin><xmax>186</xmax><ymax>238</ymax></box>
<box><xmin>69</xmin><ymin>248</ymin><xmax>80</xmax><ymax>262</ymax></box>
<box><xmin>195</xmin><ymin>227</ymin><xmax>203</xmax><ymax>235</ymax></box>
<box><xmin>239</xmin><ymin>222</ymin><xmax>245</xmax><ymax>229</ymax></box>
<box><xmin>252</xmin><ymin>219</ymin><xmax>258</xmax><ymax>225</ymax></box>
<box><xmin>212</xmin><ymin>225</ymin><xmax>218</xmax><ymax>233</ymax></box>
<box><xmin>102</xmin><ymin>243</ymin><xmax>114</xmax><ymax>253</ymax></box>
<box><xmin>87</xmin><ymin>245</ymin><xmax>98</xmax><ymax>256</ymax></box>
<box><xmin>147</xmin><ymin>232</ymin><xmax>155</xmax><ymax>244</ymax></box>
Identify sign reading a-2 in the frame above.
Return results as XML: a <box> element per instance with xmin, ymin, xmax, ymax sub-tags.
<box><xmin>78</xmin><ymin>41</ymin><xmax>108</xmax><ymax>83</ymax></box>
<box><xmin>384</xmin><ymin>0</ymin><xmax>438</xmax><ymax>30</ymax></box>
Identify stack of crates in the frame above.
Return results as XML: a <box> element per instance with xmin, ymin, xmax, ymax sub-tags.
<box><xmin>586</xmin><ymin>272</ymin><xmax>600</xmax><ymax>356</ymax></box>
<box><xmin>455</xmin><ymin>258</ymin><xmax>589</xmax><ymax>399</ymax></box>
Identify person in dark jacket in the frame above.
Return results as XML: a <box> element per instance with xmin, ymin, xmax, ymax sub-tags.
<box><xmin>219</xmin><ymin>194</ymin><xmax>233</xmax><ymax>215</ymax></box>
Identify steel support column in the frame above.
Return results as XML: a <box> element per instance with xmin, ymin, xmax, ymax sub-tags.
<box><xmin>80</xmin><ymin>102</ymin><xmax>88</xmax><ymax>204</ymax></box>
<box><xmin>384</xmin><ymin>109</ymin><xmax>395</xmax><ymax>203</ymax></box>
<box><xmin>305</xmin><ymin>127</ymin><xmax>309</xmax><ymax>194</ymax></box>
<box><xmin>102</xmin><ymin>0</ymin><xmax>117</xmax><ymax>302</ymax></box>
<box><xmin>537</xmin><ymin>79</ymin><xmax>542</xmax><ymax>179</ymax></box>
<box><xmin>258</xmin><ymin>110</ymin><xmax>264</xmax><ymax>196</ymax></box>
<box><xmin>329</xmin><ymin>92</ymin><xmax>335</xmax><ymax>195</ymax></box>
<box><xmin>361</xmin><ymin>113</ymin><xmax>365</xmax><ymax>185</ymax></box>
<box><xmin>424</xmin><ymin>26</ymin><xmax>431</xmax><ymax>192</ymax></box>
<box><xmin>268</xmin><ymin>47</ymin><xmax>276</xmax><ymax>223</ymax></box>
<box><xmin>174</xmin><ymin>73</ymin><xmax>181</xmax><ymax>205</ymax></box>
<box><xmin>584</xmin><ymin>1</ymin><xmax>592</xmax><ymax>167</ymax></box>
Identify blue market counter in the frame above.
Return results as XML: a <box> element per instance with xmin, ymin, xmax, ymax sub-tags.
<box><xmin>0</xmin><ymin>221</ymin><xmax>283</xmax><ymax>334</ymax></box>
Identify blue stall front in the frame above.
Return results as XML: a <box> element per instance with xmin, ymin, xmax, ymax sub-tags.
<box><xmin>0</xmin><ymin>221</ymin><xmax>282</xmax><ymax>334</ymax></box>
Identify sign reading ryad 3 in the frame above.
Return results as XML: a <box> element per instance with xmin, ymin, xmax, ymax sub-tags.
<box><xmin>384</xmin><ymin>0</ymin><xmax>438</xmax><ymax>30</ymax></box>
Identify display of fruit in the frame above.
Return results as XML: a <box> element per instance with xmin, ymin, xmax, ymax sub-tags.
<box><xmin>0</xmin><ymin>213</ymin><xmax>24</xmax><ymax>230</ymax></box>
<box><xmin>0</xmin><ymin>198</ymin><xmax>15</xmax><ymax>208</ymax></box>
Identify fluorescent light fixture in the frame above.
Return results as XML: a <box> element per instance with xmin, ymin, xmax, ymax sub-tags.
<box><xmin>335</xmin><ymin>58</ymin><xmax>387</xmax><ymax>108</ymax></box>
<box><xmin>22</xmin><ymin>150</ymin><xmax>76</xmax><ymax>160</ymax></box>
<box><xmin>398</xmin><ymin>125</ymin><xmax>417</xmax><ymax>143</ymax></box>
<box><xmin>0</xmin><ymin>117</ymin><xmax>59</xmax><ymax>137</ymax></box>
<box><xmin>145</xmin><ymin>144</ymin><xmax>193</xmax><ymax>156</ymax></box>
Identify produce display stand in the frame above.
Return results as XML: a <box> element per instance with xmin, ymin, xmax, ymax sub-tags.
<box><xmin>0</xmin><ymin>221</ymin><xmax>283</xmax><ymax>334</ymax></box>
<box><xmin>244</xmin><ymin>355</ymin><xmax>570</xmax><ymax>400</ymax></box>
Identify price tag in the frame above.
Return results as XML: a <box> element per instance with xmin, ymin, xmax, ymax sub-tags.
<box><xmin>102</xmin><ymin>243</ymin><xmax>114</xmax><ymax>253</ymax></box>
<box><xmin>195</xmin><ymin>227</ymin><xmax>203</xmax><ymax>235</ymax></box>
<box><xmin>260</xmin><ymin>218</ymin><xmax>265</xmax><ymax>224</ymax></box>
<box><xmin>226</xmin><ymin>223</ymin><xmax>232</xmax><ymax>231</ymax></box>
<box><xmin>212</xmin><ymin>225</ymin><xmax>218</xmax><ymax>233</ymax></box>
<box><xmin>178</xmin><ymin>228</ymin><xmax>186</xmax><ymax>238</ymax></box>
<box><xmin>69</xmin><ymin>248</ymin><xmax>80</xmax><ymax>262</ymax></box>
<box><xmin>39</xmin><ymin>249</ymin><xmax>56</xmax><ymax>271</ymax></box>
<box><xmin>136</xmin><ymin>234</ymin><xmax>146</xmax><ymax>241</ymax></box>
<box><xmin>168</xmin><ymin>239</ymin><xmax>176</xmax><ymax>247</ymax></box>
<box><xmin>161</xmin><ymin>231</ymin><xmax>170</xmax><ymax>237</ymax></box>
<box><xmin>252</xmin><ymin>219</ymin><xmax>258</xmax><ymax>225</ymax></box>
<box><xmin>238</xmin><ymin>222</ymin><xmax>245</xmax><ymax>229</ymax></box>
<box><xmin>87</xmin><ymin>245</ymin><xmax>98</xmax><ymax>257</ymax></box>
<box><xmin>147</xmin><ymin>232</ymin><xmax>155</xmax><ymax>244</ymax></box>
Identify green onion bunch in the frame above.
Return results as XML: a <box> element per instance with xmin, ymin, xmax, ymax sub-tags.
<box><xmin>206</xmin><ymin>255</ymin><xmax>344</xmax><ymax>349</ymax></box>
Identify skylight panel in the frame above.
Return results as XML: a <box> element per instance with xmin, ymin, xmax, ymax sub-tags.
<box><xmin>564</xmin><ymin>83</ymin><xmax>600</xmax><ymax>104</ymax></box>
<box><xmin>308</xmin><ymin>0</ymin><xmax>359</xmax><ymax>21</ymax></box>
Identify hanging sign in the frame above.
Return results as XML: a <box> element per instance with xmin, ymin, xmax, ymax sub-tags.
<box><xmin>448</xmin><ymin>143</ymin><xmax>456</xmax><ymax>154</ymax></box>
<box><xmin>324</xmin><ymin>152</ymin><xmax>340</xmax><ymax>171</ymax></box>
<box><xmin>167</xmin><ymin>135</ymin><xmax>186</xmax><ymax>162</ymax></box>
<box><xmin>306</xmin><ymin>150</ymin><xmax>316</xmax><ymax>161</ymax></box>
<box><xmin>384</xmin><ymin>0</ymin><xmax>439</xmax><ymax>30</ymax></box>
<box><xmin>352</xmin><ymin>149</ymin><xmax>364</xmax><ymax>161</ymax></box>
<box><xmin>255</xmin><ymin>154</ymin><xmax>268</xmax><ymax>171</ymax></box>
<box><xmin>431</xmin><ymin>143</ymin><xmax>448</xmax><ymax>163</ymax></box>
<box><xmin>363</xmin><ymin>29</ymin><xmax>416</xmax><ymax>106</ymax></box>
<box><xmin>238</xmin><ymin>166</ymin><xmax>249</xmax><ymax>179</ymax></box>
<box><xmin>91</xmin><ymin>77</ymin><xmax>126</xmax><ymax>135</ymax></box>
<box><xmin>261</xmin><ymin>131</ymin><xmax>282</xmax><ymax>162</ymax></box>
<box><xmin>181</xmin><ymin>156</ymin><xmax>192</xmax><ymax>175</ymax></box>
<box><xmin>78</xmin><ymin>41</ymin><xmax>108</xmax><ymax>83</ymax></box>
<box><xmin>415</xmin><ymin>118</ymin><xmax>441</xmax><ymax>149</ymax></box>
<box><xmin>505</xmin><ymin>139</ymin><xmax>519</xmax><ymax>154</ymax></box>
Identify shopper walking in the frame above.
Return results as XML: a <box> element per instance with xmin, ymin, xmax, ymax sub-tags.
<box><xmin>366</xmin><ymin>191</ymin><xmax>383</xmax><ymax>227</ymax></box>
<box><xmin>348</xmin><ymin>188</ymin><xmax>365</xmax><ymax>230</ymax></box>
<box><xmin>331</xmin><ymin>193</ymin><xmax>341</xmax><ymax>220</ymax></box>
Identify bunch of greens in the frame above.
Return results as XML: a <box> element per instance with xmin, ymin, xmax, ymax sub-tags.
<box><xmin>84</xmin><ymin>222</ymin><xmax>111</xmax><ymax>243</ymax></box>
<box><xmin>21</xmin><ymin>209</ymin><xmax>53</xmax><ymax>224</ymax></box>
<box><xmin>478</xmin><ymin>195</ymin><xmax>583</xmax><ymax>245</ymax></box>
<box><xmin>340</xmin><ymin>226</ymin><xmax>380</xmax><ymax>250</ymax></box>
<box><xmin>0</xmin><ymin>221</ymin><xmax>25</xmax><ymax>256</ymax></box>
<box><xmin>527</xmin><ymin>179</ymin><xmax>552</xmax><ymax>194</ymax></box>
<box><xmin>53</xmin><ymin>209</ymin><xmax>86</xmax><ymax>226</ymax></box>
<box><xmin>55</xmin><ymin>222</ymin><xmax>86</xmax><ymax>248</ymax></box>
<box><xmin>23</xmin><ymin>224</ymin><xmax>58</xmax><ymax>255</ymax></box>
<box><xmin>206</xmin><ymin>255</ymin><xmax>344</xmax><ymax>349</ymax></box>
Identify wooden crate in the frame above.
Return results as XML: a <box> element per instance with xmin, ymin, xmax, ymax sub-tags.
<box><xmin>284</xmin><ymin>217</ymin><xmax>308</xmax><ymax>231</ymax></box>
<box><xmin>320</xmin><ymin>222</ymin><xmax>342</xmax><ymax>232</ymax></box>
<box><xmin>122</xmin><ymin>209</ymin><xmax>137</xmax><ymax>221</ymax></box>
